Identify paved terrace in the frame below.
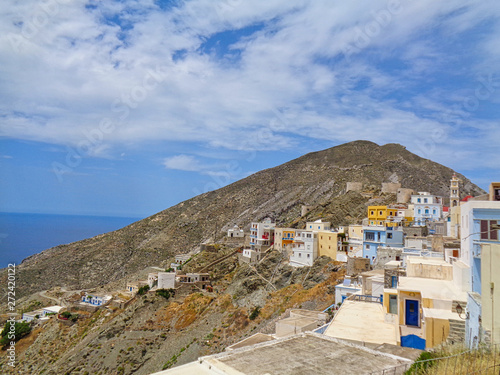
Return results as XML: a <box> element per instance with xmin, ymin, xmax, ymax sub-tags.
<box><xmin>324</xmin><ymin>299</ymin><xmax>399</xmax><ymax>345</ymax></box>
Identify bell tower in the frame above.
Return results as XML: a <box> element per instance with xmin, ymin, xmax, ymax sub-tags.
<box><xmin>450</xmin><ymin>174</ymin><xmax>460</xmax><ymax>207</ymax></box>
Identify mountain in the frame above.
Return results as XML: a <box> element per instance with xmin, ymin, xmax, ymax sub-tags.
<box><xmin>3</xmin><ymin>141</ymin><xmax>484</xmax><ymax>299</ymax></box>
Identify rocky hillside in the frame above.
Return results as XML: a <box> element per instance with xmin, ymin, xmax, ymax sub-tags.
<box><xmin>1</xmin><ymin>141</ymin><xmax>484</xmax><ymax>299</ymax></box>
<box><xmin>1</xmin><ymin>249</ymin><xmax>344</xmax><ymax>375</ymax></box>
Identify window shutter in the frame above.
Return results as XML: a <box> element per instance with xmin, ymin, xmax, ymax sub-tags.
<box><xmin>491</xmin><ymin>221</ymin><xmax>498</xmax><ymax>240</ymax></box>
<box><xmin>480</xmin><ymin>220</ymin><xmax>489</xmax><ymax>240</ymax></box>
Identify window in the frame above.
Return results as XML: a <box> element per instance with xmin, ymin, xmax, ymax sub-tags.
<box><xmin>425</xmin><ymin>209</ymin><xmax>429</xmax><ymax>214</ymax></box>
<box><xmin>366</xmin><ymin>244</ymin><xmax>370</xmax><ymax>250</ymax></box>
<box><xmin>379</xmin><ymin>211</ymin><xmax>383</xmax><ymax>216</ymax></box>
<box><xmin>480</xmin><ymin>220</ymin><xmax>499</xmax><ymax>241</ymax></box>
<box><xmin>299</xmin><ymin>253</ymin><xmax>301</xmax><ymax>257</ymax></box>
<box><xmin>433</xmin><ymin>209</ymin><xmax>436</xmax><ymax>215</ymax></box>
<box><xmin>391</xmin><ymin>276</ymin><xmax>397</xmax><ymax>288</ymax></box>
<box><xmin>387</xmin><ymin>233</ymin><xmax>393</xmax><ymax>239</ymax></box>
<box><xmin>389</xmin><ymin>295</ymin><xmax>397</xmax><ymax>314</ymax></box>
<box><xmin>366</xmin><ymin>232</ymin><xmax>375</xmax><ymax>241</ymax></box>
<box><xmin>371</xmin><ymin>211</ymin><xmax>374</xmax><ymax>215</ymax></box>
<box><xmin>424</xmin><ymin>198</ymin><xmax>428</xmax><ymax>203</ymax></box>
<box><xmin>307</xmin><ymin>254</ymin><xmax>310</xmax><ymax>258</ymax></box>
<box><xmin>418</xmin><ymin>209</ymin><xmax>421</xmax><ymax>214</ymax></box>
<box><xmin>307</xmin><ymin>234</ymin><xmax>312</xmax><ymax>238</ymax></box>
<box><xmin>417</xmin><ymin>198</ymin><xmax>421</xmax><ymax>203</ymax></box>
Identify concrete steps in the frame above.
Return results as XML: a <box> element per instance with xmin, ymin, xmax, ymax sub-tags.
<box><xmin>447</xmin><ymin>319</ymin><xmax>466</xmax><ymax>345</ymax></box>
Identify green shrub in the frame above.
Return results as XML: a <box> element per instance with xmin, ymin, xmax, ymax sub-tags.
<box><xmin>0</xmin><ymin>321</ymin><xmax>31</xmax><ymax>347</ymax></box>
<box><xmin>156</xmin><ymin>288</ymin><xmax>175</xmax><ymax>300</ymax></box>
<box><xmin>405</xmin><ymin>351</ymin><xmax>438</xmax><ymax>374</ymax></box>
<box><xmin>138</xmin><ymin>285</ymin><xmax>150</xmax><ymax>295</ymax></box>
<box><xmin>249</xmin><ymin>306</ymin><xmax>260</xmax><ymax>320</ymax></box>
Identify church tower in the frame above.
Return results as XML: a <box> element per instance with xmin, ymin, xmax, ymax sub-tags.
<box><xmin>450</xmin><ymin>174</ymin><xmax>460</xmax><ymax>207</ymax></box>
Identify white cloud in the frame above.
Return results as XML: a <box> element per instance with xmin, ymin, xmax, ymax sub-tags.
<box><xmin>0</xmin><ymin>0</ymin><xmax>499</xmax><ymax>175</ymax></box>
<box><xmin>163</xmin><ymin>154</ymin><xmax>203</xmax><ymax>172</ymax></box>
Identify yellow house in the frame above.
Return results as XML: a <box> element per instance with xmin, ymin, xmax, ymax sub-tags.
<box><xmin>385</xmin><ymin>258</ymin><xmax>467</xmax><ymax>350</ymax></box>
<box><xmin>368</xmin><ymin>205</ymin><xmax>411</xmax><ymax>227</ymax></box>
<box><xmin>274</xmin><ymin>227</ymin><xmax>295</xmax><ymax>252</ymax></box>
<box><xmin>368</xmin><ymin>206</ymin><xmax>388</xmax><ymax>226</ymax></box>
<box><xmin>348</xmin><ymin>224</ymin><xmax>363</xmax><ymax>240</ymax></box>
<box><xmin>317</xmin><ymin>231</ymin><xmax>338</xmax><ymax>259</ymax></box>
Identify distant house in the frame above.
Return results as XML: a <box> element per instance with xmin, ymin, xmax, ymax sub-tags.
<box><xmin>157</xmin><ymin>272</ymin><xmax>176</xmax><ymax>289</ymax></box>
<box><xmin>274</xmin><ymin>227</ymin><xmax>295</xmax><ymax>252</ymax></box>
<box><xmin>249</xmin><ymin>218</ymin><xmax>275</xmax><ymax>252</ymax></box>
<box><xmin>227</xmin><ymin>225</ymin><xmax>244</xmax><ymax>238</ymax></box>
<box><xmin>126</xmin><ymin>280</ymin><xmax>149</xmax><ymax>295</ymax></box>
<box><xmin>42</xmin><ymin>305</ymin><xmax>63</xmax><ymax>316</ymax></box>
<box><xmin>362</xmin><ymin>226</ymin><xmax>404</xmax><ymax>264</ymax></box>
<box><xmin>317</xmin><ymin>230</ymin><xmax>338</xmax><ymax>260</ymax></box>
<box><xmin>289</xmin><ymin>230</ymin><xmax>317</xmax><ymax>267</ymax></box>
<box><xmin>239</xmin><ymin>248</ymin><xmax>262</xmax><ymax>264</ymax></box>
<box><xmin>22</xmin><ymin>305</ymin><xmax>63</xmax><ymax>322</ymax></box>
<box><xmin>22</xmin><ymin>309</ymin><xmax>44</xmax><ymax>322</ymax></box>
<box><xmin>411</xmin><ymin>192</ymin><xmax>443</xmax><ymax>226</ymax></box>
<box><xmin>177</xmin><ymin>273</ymin><xmax>211</xmax><ymax>290</ymax></box>
<box><xmin>81</xmin><ymin>292</ymin><xmax>111</xmax><ymax>306</ymax></box>
<box><xmin>305</xmin><ymin>220</ymin><xmax>331</xmax><ymax>232</ymax></box>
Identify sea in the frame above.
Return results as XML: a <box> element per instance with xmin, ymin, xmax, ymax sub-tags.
<box><xmin>0</xmin><ymin>212</ymin><xmax>142</xmax><ymax>269</ymax></box>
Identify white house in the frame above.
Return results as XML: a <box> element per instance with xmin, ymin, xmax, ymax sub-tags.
<box><xmin>81</xmin><ymin>292</ymin><xmax>111</xmax><ymax>306</ymax></box>
<box><xmin>42</xmin><ymin>306</ymin><xmax>63</xmax><ymax>316</ymax></box>
<box><xmin>249</xmin><ymin>218</ymin><xmax>275</xmax><ymax>251</ymax></box>
<box><xmin>411</xmin><ymin>192</ymin><xmax>443</xmax><ymax>226</ymax></box>
<box><xmin>157</xmin><ymin>272</ymin><xmax>176</xmax><ymax>289</ymax></box>
<box><xmin>335</xmin><ymin>276</ymin><xmax>362</xmax><ymax>305</ymax></box>
<box><xmin>227</xmin><ymin>225</ymin><xmax>244</xmax><ymax>238</ymax></box>
<box><xmin>289</xmin><ymin>230</ymin><xmax>317</xmax><ymax>267</ymax></box>
<box><xmin>22</xmin><ymin>309</ymin><xmax>45</xmax><ymax>322</ymax></box>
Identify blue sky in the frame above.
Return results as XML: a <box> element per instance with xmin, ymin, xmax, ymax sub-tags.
<box><xmin>0</xmin><ymin>0</ymin><xmax>499</xmax><ymax>218</ymax></box>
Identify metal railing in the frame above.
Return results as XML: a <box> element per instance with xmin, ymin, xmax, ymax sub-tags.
<box><xmin>349</xmin><ymin>294</ymin><xmax>382</xmax><ymax>304</ymax></box>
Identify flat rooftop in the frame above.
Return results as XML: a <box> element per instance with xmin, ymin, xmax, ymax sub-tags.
<box><xmin>324</xmin><ymin>300</ymin><xmax>398</xmax><ymax>345</ymax></box>
<box><xmin>398</xmin><ymin>277</ymin><xmax>467</xmax><ymax>301</ymax></box>
<box><xmin>151</xmin><ymin>333</ymin><xmax>411</xmax><ymax>375</ymax></box>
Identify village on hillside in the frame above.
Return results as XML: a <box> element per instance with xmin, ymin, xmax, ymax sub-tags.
<box><xmin>19</xmin><ymin>177</ymin><xmax>500</xmax><ymax>374</ymax></box>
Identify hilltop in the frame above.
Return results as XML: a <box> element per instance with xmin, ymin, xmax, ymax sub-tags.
<box><xmin>2</xmin><ymin>141</ymin><xmax>484</xmax><ymax>299</ymax></box>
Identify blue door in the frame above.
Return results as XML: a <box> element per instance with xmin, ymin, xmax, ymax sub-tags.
<box><xmin>406</xmin><ymin>299</ymin><xmax>419</xmax><ymax>326</ymax></box>
<box><xmin>341</xmin><ymin>295</ymin><xmax>347</xmax><ymax>303</ymax></box>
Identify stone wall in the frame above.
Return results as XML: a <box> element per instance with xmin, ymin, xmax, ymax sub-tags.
<box><xmin>381</xmin><ymin>182</ymin><xmax>401</xmax><ymax>194</ymax></box>
<box><xmin>397</xmin><ymin>188</ymin><xmax>415</xmax><ymax>203</ymax></box>
<box><xmin>346</xmin><ymin>182</ymin><xmax>363</xmax><ymax>192</ymax></box>
<box><xmin>346</xmin><ymin>257</ymin><xmax>371</xmax><ymax>276</ymax></box>
<box><xmin>403</xmin><ymin>226</ymin><xmax>428</xmax><ymax>237</ymax></box>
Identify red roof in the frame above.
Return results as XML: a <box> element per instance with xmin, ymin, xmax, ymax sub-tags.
<box><xmin>462</xmin><ymin>195</ymin><xmax>474</xmax><ymax>202</ymax></box>
<box><xmin>443</xmin><ymin>206</ymin><xmax>449</xmax><ymax>212</ymax></box>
